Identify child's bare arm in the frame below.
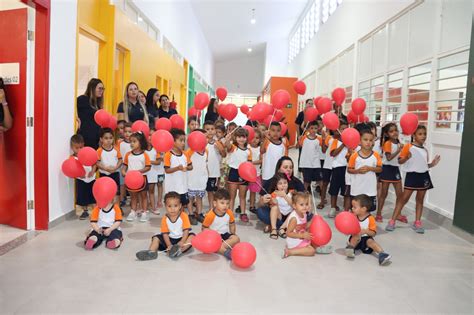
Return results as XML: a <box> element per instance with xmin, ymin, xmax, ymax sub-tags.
<box><xmin>162</xmin><ymin>233</ymin><xmax>173</xmax><ymax>250</ymax></box>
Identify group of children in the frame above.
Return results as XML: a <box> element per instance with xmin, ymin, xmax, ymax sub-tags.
<box><xmin>71</xmin><ymin>111</ymin><xmax>439</xmax><ymax>266</ymax></box>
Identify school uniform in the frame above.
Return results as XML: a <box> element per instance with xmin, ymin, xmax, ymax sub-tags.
<box><xmin>118</xmin><ymin>139</ymin><xmax>132</xmax><ymax>186</ymax></box>
<box><xmin>248</xmin><ymin>145</ymin><xmax>262</xmax><ymax>193</ymax></box>
<box><xmin>206</xmin><ymin>140</ymin><xmax>222</xmax><ymax>192</ymax></box>
<box><xmin>202</xmin><ymin>209</ymin><xmax>235</xmax><ymax>240</ymax></box>
<box><xmin>154</xmin><ymin>211</ymin><xmax>194</xmax><ymax>251</ymax></box>
<box><xmin>186</xmin><ymin>149</ymin><xmax>208</xmax><ymax>198</ymax></box>
<box><xmin>271</xmin><ymin>191</ymin><xmax>293</xmax><ymax>216</ymax></box>
<box><xmin>317</xmin><ymin>133</ymin><xmax>326</xmax><ymax>168</ymax></box>
<box><xmin>321</xmin><ymin>136</ymin><xmax>334</xmax><ymax>183</ymax></box>
<box><xmin>347</xmin><ymin>151</ymin><xmax>382</xmax><ymax>211</ymax></box>
<box><xmin>227</xmin><ymin>144</ymin><xmax>252</xmax><ymax>185</ymax></box>
<box><xmin>97</xmin><ymin>146</ymin><xmax>122</xmax><ymax>193</ymax></box>
<box><xmin>73</xmin><ymin>155</ymin><xmax>96</xmax><ymax>207</ymax></box>
<box><xmin>399</xmin><ymin>143</ymin><xmax>434</xmax><ymax>190</ymax></box>
<box><xmin>85</xmin><ymin>203</ymin><xmax>123</xmax><ymax>249</ymax></box>
<box><xmin>123</xmin><ymin>151</ymin><xmax>151</xmax><ymax>192</ymax></box>
<box><xmin>380</xmin><ymin>141</ymin><xmax>402</xmax><ymax>182</ymax></box>
<box><xmin>145</xmin><ymin>147</ymin><xmax>161</xmax><ymax>184</ymax></box>
<box><xmin>348</xmin><ymin>214</ymin><xmax>377</xmax><ymax>254</ymax></box>
<box><xmin>328</xmin><ymin>139</ymin><xmax>348</xmax><ymax>196</ymax></box>
<box><xmin>261</xmin><ymin>138</ymin><xmax>288</xmax><ymax>182</ymax></box>
<box><xmin>298</xmin><ymin>135</ymin><xmax>323</xmax><ymax>183</ymax></box>
<box><xmin>163</xmin><ymin>150</ymin><xmax>192</xmax><ymax>205</ymax></box>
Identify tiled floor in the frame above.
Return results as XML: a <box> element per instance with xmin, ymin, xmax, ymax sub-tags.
<box><xmin>0</xmin><ymin>196</ymin><xmax>472</xmax><ymax>314</ymax></box>
<box><xmin>0</xmin><ymin>224</ymin><xmax>28</xmax><ymax>255</ymax></box>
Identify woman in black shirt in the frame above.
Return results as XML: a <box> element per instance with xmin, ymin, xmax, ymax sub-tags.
<box><xmin>117</xmin><ymin>82</ymin><xmax>149</xmax><ymax>124</ymax></box>
<box><xmin>145</xmin><ymin>88</ymin><xmax>160</xmax><ymax>129</ymax></box>
<box><xmin>76</xmin><ymin>78</ymin><xmax>104</xmax><ymax>149</ymax></box>
<box><xmin>204</xmin><ymin>98</ymin><xmax>220</xmax><ymax>123</ymax></box>
<box><xmin>157</xmin><ymin>94</ymin><xmax>178</xmax><ymax>119</ymax></box>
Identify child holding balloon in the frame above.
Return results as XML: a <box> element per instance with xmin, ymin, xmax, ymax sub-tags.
<box><xmin>386</xmin><ymin>125</ymin><xmax>440</xmax><ymax>233</ymax></box>
<box><xmin>225</xmin><ymin>128</ymin><xmax>252</xmax><ymax>222</ymax></box>
<box><xmin>118</xmin><ymin>122</ymin><xmax>133</xmax><ymax>207</ymax></box>
<box><xmin>204</xmin><ymin>121</ymin><xmax>226</xmax><ymax>209</ymax></box>
<box><xmin>297</xmin><ymin>121</ymin><xmax>323</xmax><ymax>194</ymax></box>
<box><xmin>97</xmin><ymin>128</ymin><xmax>122</xmax><ymax>204</ymax></box>
<box><xmin>268</xmin><ymin>173</ymin><xmax>294</xmax><ymax>240</ymax></box>
<box><xmin>261</xmin><ymin>122</ymin><xmax>288</xmax><ymax>187</ymax></box>
<box><xmin>84</xmin><ymin>201</ymin><xmax>123</xmax><ymax>250</ymax></box>
<box><xmin>122</xmin><ymin>132</ymin><xmax>151</xmax><ymax>222</ymax></box>
<box><xmin>146</xmin><ymin>130</ymin><xmax>163</xmax><ymax>215</ymax></box>
<box><xmin>248</xmin><ymin>128</ymin><xmax>263</xmax><ymax>214</ymax></box>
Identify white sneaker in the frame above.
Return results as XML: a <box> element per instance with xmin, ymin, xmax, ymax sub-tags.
<box><xmin>140</xmin><ymin>211</ymin><xmax>149</xmax><ymax>222</ymax></box>
<box><xmin>328</xmin><ymin>208</ymin><xmax>337</xmax><ymax>218</ymax></box>
<box><xmin>127</xmin><ymin>210</ymin><xmax>137</xmax><ymax>222</ymax></box>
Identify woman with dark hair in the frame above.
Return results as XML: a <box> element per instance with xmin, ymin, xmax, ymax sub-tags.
<box><xmin>157</xmin><ymin>94</ymin><xmax>178</xmax><ymax>119</ymax></box>
<box><xmin>145</xmin><ymin>88</ymin><xmax>160</xmax><ymax>129</ymax></box>
<box><xmin>256</xmin><ymin>156</ymin><xmax>311</xmax><ymax>234</ymax></box>
<box><xmin>76</xmin><ymin>78</ymin><xmax>105</xmax><ymax>149</ymax></box>
<box><xmin>117</xmin><ymin>82</ymin><xmax>149</xmax><ymax>124</ymax></box>
<box><xmin>0</xmin><ymin>78</ymin><xmax>13</xmax><ymax>133</ymax></box>
<box><xmin>204</xmin><ymin>97</ymin><xmax>220</xmax><ymax>123</ymax></box>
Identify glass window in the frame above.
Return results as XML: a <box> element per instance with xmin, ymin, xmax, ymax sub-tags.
<box><xmin>407</xmin><ymin>63</ymin><xmax>431</xmax><ymax>126</ymax></box>
<box><xmin>385</xmin><ymin>71</ymin><xmax>403</xmax><ymax>123</ymax></box>
<box><xmin>368</xmin><ymin>76</ymin><xmax>384</xmax><ymax>125</ymax></box>
<box><xmin>343</xmin><ymin>86</ymin><xmax>353</xmax><ymax>114</ymax></box>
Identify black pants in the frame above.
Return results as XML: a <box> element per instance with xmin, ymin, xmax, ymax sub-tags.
<box><xmin>85</xmin><ymin>229</ymin><xmax>123</xmax><ymax>249</ymax></box>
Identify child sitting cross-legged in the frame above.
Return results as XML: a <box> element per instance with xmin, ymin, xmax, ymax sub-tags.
<box><xmin>84</xmin><ymin>202</ymin><xmax>123</xmax><ymax>250</ymax></box>
<box><xmin>136</xmin><ymin>191</ymin><xmax>195</xmax><ymax>261</ymax></box>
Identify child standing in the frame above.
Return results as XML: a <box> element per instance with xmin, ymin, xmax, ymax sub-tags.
<box><xmin>225</xmin><ymin>127</ymin><xmax>252</xmax><ymax>222</ymax></box>
<box><xmin>319</xmin><ymin>132</ymin><xmax>333</xmax><ymax>210</ymax></box>
<box><xmin>118</xmin><ymin>122</ymin><xmax>133</xmax><ymax>207</ymax></box>
<box><xmin>268</xmin><ymin>174</ymin><xmax>293</xmax><ymax>240</ymax></box>
<box><xmin>70</xmin><ymin>134</ymin><xmax>96</xmax><ymax>220</ymax></box>
<box><xmin>135</xmin><ymin>191</ymin><xmax>195</xmax><ymax>260</ymax></box>
<box><xmin>328</xmin><ymin>121</ymin><xmax>350</xmax><ymax>218</ymax></box>
<box><xmin>164</xmin><ymin>128</ymin><xmax>193</xmax><ymax>223</ymax></box>
<box><xmin>97</xmin><ymin>128</ymin><xmax>122</xmax><ymax>204</ymax></box>
<box><xmin>298</xmin><ymin>121</ymin><xmax>323</xmax><ymax>194</ymax></box>
<box><xmin>215</xmin><ymin>124</ymin><xmax>228</xmax><ymax>189</ymax></box>
<box><xmin>122</xmin><ymin>132</ymin><xmax>151</xmax><ymax>222</ymax></box>
<box><xmin>204</xmin><ymin>121</ymin><xmax>226</xmax><ymax>209</ymax></box>
<box><xmin>261</xmin><ymin>122</ymin><xmax>288</xmax><ymax>186</ymax></box>
<box><xmin>202</xmin><ymin>189</ymin><xmax>240</xmax><ymax>260</ymax></box>
<box><xmin>84</xmin><ymin>202</ymin><xmax>123</xmax><ymax>250</ymax></box>
<box><xmin>146</xmin><ymin>131</ymin><xmax>163</xmax><ymax>215</ymax></box>
<box><xmin>377</xmin><ymin>123</ymin><xmax>405</xmax><ymax>223</ymax></box>
<box><xmin>248</xmin><ymin>128</ymin><xmax>263</xmax><ymax>214</ymax></box>
<box><xmin>347</xmin><ymin>129</ymin><xmax>382</xmax><ymax>213</ymax></box>
<box><xmin>345</xmin><ymin>194</ymin><xmax>391</xmax><ymax>265</ymax></box>
<box><xmin>386</xmin><ymin>125</ymin><xmax>440</xmax><ymax>233</ymax></box>
<box><xmin>186</xmin><ymin>129</ymin><xmax>209</xmax><ymax>223</ymax></box>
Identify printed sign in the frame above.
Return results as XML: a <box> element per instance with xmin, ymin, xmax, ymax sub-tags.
<box><xmin>0</xmin><ymin>63</ymin><xmax>20</xmax><ymax>85</ymax></box>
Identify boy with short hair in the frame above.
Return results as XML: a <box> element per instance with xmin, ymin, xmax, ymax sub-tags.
<box><xmin>345</xmin><ymin>194</ymin><xmax>391</xmax><ymax>266</ymax></box>
<box><xmin>297</xmin><ymin>121</ymin><xmax>323</xmax><ymax>193</ymax></box>
<box><xmin>202</xmin><ymin>189</ymin><xmax>240</xmax><ymax>260</ymax></box>
<box><xmin>136</xmin><ymin>191</ymin><xmax>195</xmax><ymax>260</ymax></box>
<box><xmin>261</xmin><ymin>122</ymin><xmax>288</xmax><ymax>185</ymax></box>
<box><xmin>204</xmin><ymin>121</ymin><xmax>226</xmax><ymax>209</ymax></box>
<box><xmin>164</xmin><ymin>128</ymin><xmax>193</xmax><ymax>221</ymax></box>
<box><xmin>118</xmin><ymin>122</ymin><xmax>133</xmax><ymax>207</ymax></box>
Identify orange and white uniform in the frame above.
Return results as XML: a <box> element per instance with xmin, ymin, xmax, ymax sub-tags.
<box><xmin>382</xmin><ymin>141</ymin><xmax>401</xmax><ymax>166</ymax></box>
<box><xmin>90</xmin><ymin>203</ymin><xmax>123</xmax><ymax>228</ymax></box>
<box><xmin>329</xmin><ymin>139</ymin><xmax>348</xmax><ymax>168</ymax></box>
<box><xmin>322</xmin><ymin>136</ymin><xmax>334</xmax><ymax>170</ymax></box>
<box><xmin>202</xmin><ymin>209</ymin><xmax>235</xmax><ymax>234</ymax></box>
<box><xmin>97</xmin><ymin>146</ymin><xmax>122</xmax><ymax>175</ymax></box>
<box><xmin>71</xmin><ymin>154</ymin><xmax>96</xmax><ymax>183</ymax></box>
<box><xmin>227</xmin><ymin>144</ymin><xmax>252</xmax><ymax>169</ymax></box>
<box><xmin>399</xmin><ymin>143</ymin><xmax>429</xmax><ymax>173</ymax></box>
<box><xmin>261</xmin><ymin>139</ymin><xmax>288</xmax><ymax>180</ymax></box>
<box><xmin>163</xmin><ymin>151</ymin><xmax>192</xmax><ymax>194</ymax></box>
<box><xmin>118</xmin><ymin>139</ymin><xmax>132</xmax><ymax>160</ymax></box>
<box><xmin>358</xmin><ymin>214</ymin><xmax>377</xmax><ymax>237</ymax></box>
<box><xmin>185</xmin><ymin>149</ymin><xmax>208</xmax><ymax>191</ymax></box>
<box><xmin>347</xmin><ymin>151</ymin><xmax>382</xmax><ymax>196</ymax></box>
<box><xmin>298</xmin><ymin>135</ymin><xmax>323</xmax><ymax>168</ymax></box>
<box><xmin>160</xmin><ymin>211</ymin><xmax>191</xmax><ymax>239</ymax></box>
<box><xmin>123</xmin><ymin>151</ymin><xmax>151</xmax><ymax>171</ymax></box>
<box><xmin>271</xmin><ymin>191</ymin><xmax>293</xmax><ymax>216</ymax></box>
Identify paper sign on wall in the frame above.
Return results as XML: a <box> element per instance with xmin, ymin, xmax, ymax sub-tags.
<box><xmin>0</xmin><ymin>63</ymin><xmax>20</xmax><ymax>85</ymax></box>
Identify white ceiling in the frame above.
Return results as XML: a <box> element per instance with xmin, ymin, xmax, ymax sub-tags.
<box><xmin>189</xmin><ymin>0</ymin><xmax>309</xmax><ymax>61</ymax></box>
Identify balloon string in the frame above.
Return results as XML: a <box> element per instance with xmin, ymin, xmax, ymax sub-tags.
<box><xmin>270</xmin><ymin>109</ymin><xmax>276</xmax><ymax>123</ymax></box>
<box><xmin>255</xmin><ymin>179</ymin><xmax>269</xmax><ymax>195</ymax></box>
<box><xmin>227</xmin><ymin>125</ymin><xmax>241</xmax><ymax>137</ymax></box>
<box><xmin>310</xmin><ymin>188</ymin><xmax>319</xmax><ymax>216</ymax></box>
<box><xmin>222</xmin><ymin>239</ymin><xmax>233</xmax><ymax>250</ymax></box>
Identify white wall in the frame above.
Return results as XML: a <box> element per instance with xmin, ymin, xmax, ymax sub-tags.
<box><xmin>264</xmin><ymin>37</ymin><xmax>289</xmax><ymax>84</ymax></box>
<box><xmin>48</xmin><ymin>0</ymin><xmax>77</xmax><ymax>222</ymax></box>
<box><xmin>214</xmin><ymin>51</ymin><xmax>265</xmax><ymax>95</ymax></box>
<box><xmin>133</xmin><ymin>0</ymin><xmax>214</xmax><ymax>86</ymax></box>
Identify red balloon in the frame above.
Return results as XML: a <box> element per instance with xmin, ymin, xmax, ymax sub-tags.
<box><xmin>400</xmin><ymin>112</ymin><xmax>419</xmax><ymax>135</ymax></box>
<box><xmin>188</xmin><ymin>107</ymin><xmax>201</xmax><ymax>119</ymax></box>
<box><xmin>170</xmin><ymin>101</ymin><xmax>177</xmax><ymax>110</ymax></box>
<box><xmin>351</xmin><ymin>98</ymin><xmax>366</xmax><ymax>115</ymax></box>
<box><xmin>263</xmin><ymin>115</ymin><xmax>275</xmax><ymax>127</ymax></box>
<box><xmin>132</xmin><ymin>120</ymin><xmax>150</xmax><ymax>138</ymax></box>
<box><xmin>310</xmin><ymin>215</ymin><xmax>332</xmax><ymax>246</ymax></box>
<box><xmin>221</xmin><ymin>103</ymin><xmax>238</xmax><ymax>121</ymax></box>
<box><xmin>170</xmin><ymin>114</ymin><xmax>185</xmax><ymax>130</ymax></box>
<box><xmin>152</xmin><ymin>130</ymin><xmax>174</xmax><ymax>152</ymax></box>
<box><xmin>216</xmin><ymin>87</ymin><xmax>227</xmax><ymax>101</ymax></box>
<box><xmin>274</xmin><ymin>110</ymin><xmax>284</xmax><ymax>122</ymax></box>
<box><xmin>293</xmin><ymin>80</ymin><xmax>307</xmax><ymax>95</ymax></box>
<box><xmin>317</xmin><ymin>97</ymin><xmax>332</xmax><ymax>114</ymax></box>
<box><xmin>238</xmin><ymin>162</ymin><xmax>257</xmax><ymax>182</ymax></box>
<box><xmin>191</xmin><ymin>230</ymin><xmax>222</xmax><ymax>254</ymax></box>
<box><xmin>332</xmin><ymin>88</ymin><xmax>346</xmax><ymax>106</ymax></box>
<box><xmin>155</xmin><ymin>117</ymin><xmax>172</xmax><ymax>131</ymax></box>
<box><xmin>94</xmin><ymin>109</ymin><xmax>110</xmax><ymax>127</ymax></box>
<box><xmin>240</xmin><ymin>104</ymin><xmax>249</xmax><ymax>114</ymax></box>
<box><xmin>92</xmin><ymin>177</ymin><xmax>117</xmax><ymax>208</ymax></box>
<box><xmin>61</xmin><ymin>157</ymin><xmax>85</xmax><ymax>178</ymax></box>
<box><xmin>231</xmin><ymin>242</ymin><xmax>257</xmax><ymax>269</ymax></box>
<box><xmin>341</xmin><ymin>128</ymin><xmax>361</xmax><ymax>150</ymax></box>
<box><xmin>322</xmin><ymin>112</ymin><xmax>340</xmax><ymax>131</ymax></box>
<box><xmin>335</xmin><ymin>212</ymin><xmax>361</xmax><ymax>235</ymax></box>
<box><xmin>313</xmin><ymin>96</ymin><xmax>322</xmax><ymax>107</ymax></box>
<box><xmin>188</xmin><ymin>131</ymin><xmax>207</xmax><ymax>152</ymax></box>
<box><xmin>360</xmin><ymin>115</ymin><xmax>369</xmax><ymax>123</ymax></box>
<box><xmin>125</xmin><ymin>170</ymin><xmax>145</xmax><ymax>190</ymax></box>
<box><xmin>243</xmin><ymin>125</ymin><xmax>255</xmax><ymax>143</ymax></box>
<box><xmin>249</xmin><ymin>103</ymin><xmax>268</xmax><ymax>121</ymax></box>
<box><xmin>347</xmin><ymin>110</ymin><xmax>358</xmax><ymax>124</ymax></box>
<box><xmin>194</xmin><ymin>92</ymin><xmax>210</xmax><ymax>110</ymax></box>
<box><xmin>78</xmin><ymin>147</ymin><xmax>98</xmax><ymax>166</ymax></box>
<box><xmin>271</xmin><ymin>90</ymin><xmax>290</xmax><ymax>109</ymax></box>
<box><xmin>264</xmin><ymin>103</ymin><xmax>274</xmax><ymax>116</ymax></box>
<box><xmin>304</xmin><ymin>107</ymin><xmax>319</xmax><ymax>122</ymax></box>
<box><xmin>279</xmin><ymin>122</ymin><xmax>288</xmax><ymax>136</ymax></box>
<box><xmin>105</xmin><ymin>116</ymin><xmax>118</xmax><ymax>130</ymax></box>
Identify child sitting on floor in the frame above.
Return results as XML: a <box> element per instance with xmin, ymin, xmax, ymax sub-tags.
<box><xmin>84</xmin><ymin>202</ymin><xmax>123</xmax><ymax>250</ymax></box>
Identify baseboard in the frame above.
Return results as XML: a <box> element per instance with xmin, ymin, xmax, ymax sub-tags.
<box><xmin>48</xmin><ymin>209</ymin><xmax>76</xmax><ymax>229</ymax></box>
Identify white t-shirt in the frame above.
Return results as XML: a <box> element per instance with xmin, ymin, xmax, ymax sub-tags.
<box><xmin>286</xmin><ymin>211</ymin><xmax>308</xmax><ymax>249</ymax></box>
<box><xmin>262</xmin><ymin>139</ymin><xmax>288</xmax><ymax>180</ymax></box>
<box><xmin>207</xmin><ymin>140</ymin><xmax>222</xmax><ymax>178</ymax></box>
<box><xmin>123</xmin><ymin>151</ymin><xmax>151</xmax><ymax>172</ymax></box>
<box><xmin>119</xmin><ymin>140</ymin><xmax>132</xmax><ymax>161</ymax></box>
<box><xmin>382</xmin><ymin>141</ymin><xmax>401</xmax><ymax>166</ymax></box>
<box><xmin>317</xmin><ymin>133</ymin><xmax>326</xmax><ymax>161</ymax></box>
<box><xmin>145</xmin><ymin>148</ymin><xmax>159</xmax><ymax>181</ymax></box>
<box><xmin>186</xmin><ymin>149</ymin><xmax>208</xmax><ymax>191</ymax></box>
<box><xmin>249</xmin><ymin>145</ymin><xmax>261</xmax><ymax>176</ymax></box>
<box><xmin>202</xmin><ymin>209</ymin><xmax>235</xmax><ymax>234</ymax></box>
<box><xmin>163</xmin><ymin>150</ymin><xmax>191</xmax><ymax>194</ymax></box>
<box><xmin>72</xmin><ymin>155</ymin><xmax>96</xmax><ymax>183</ymax></box>
<box><xmin>160</xmin><ymin>212</ymin><xmax>191</xmax><ymax>239</ymax></box>
<box><xmin>399</xmin><ymin>143</ymin><xmax>429</xmax><ymax>173</ymax></box>
<box><xmin>227</xmin><ymin>145</ymin><xmax>252</xmax><ymax>169</ymax></box>
<box><xmin>347</xmin><ymin>151</ymin><xmax>382</xmax><ymax>197</ymax></box>
<box><xmin>298</xmin><ymin>135</ymin><xmax>322</xmax><ymax>168</ymax></box>
<box><xmin>90</xmin><ymin>204</ymin><xmax>122</xmax><ymax>229</ymax></box>
<box><xmin>329</xmin><ymin>139</ymin><xmax>348</xmax><ymax>168</ymax></box>
<box><xmin>271</xmin><ymin>191</ymin><xmax>293</xmax><ymax>215</ymax></box>
<box><xmin>97</xmin><ymin>146</ymin><xmax>122</xmax><ymax>175</ymax></box>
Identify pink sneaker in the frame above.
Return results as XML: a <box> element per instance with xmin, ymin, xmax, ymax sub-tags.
<box><xmin>375</xmin><ymin>215</ymin><xmax>383</xmax><ymax>222</ymax></box>
<box><xmin>106</xmin><ymin>240</ymin><xmax>119</xmax><ymax>249</ymax></box>
<box><xmin>397</xmin><ymin>215</ymin><xmax>408</xmax><ymax>223</ymax></box>
<box><xmin>412</xmin><ymin>220</ymin><xmax>425</xmax><ymax>234</ymax></box>
<box><xmin>85</xmin><ymin>239</ymin><xmax>96</xmax><ymax>250</ymax></box>
<box><xmin>240</xmin><ymin>213</ymin><xmax>249</xmax><ymax>223</ymax></box>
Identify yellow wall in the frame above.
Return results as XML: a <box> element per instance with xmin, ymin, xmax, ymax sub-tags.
<box><xmin>76</xmin><ymin>0</ymin><xmax>187</xmax><ymax>116</ymax></box>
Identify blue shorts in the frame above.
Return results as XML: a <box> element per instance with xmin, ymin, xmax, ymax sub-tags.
<box><xmin>322</xmin><ymin>168</ymin><xmax>332</xmax><ymax>183</ymax></box>
<box><xmin>301</xmin><ymin>168</ymin><xmax>322</xmax><ymax>183</ymax></box>
<box><xmin>227</xmin><ymin>167</ymin><xmax>247</xmax><ymax>185</ymax></box>
<box><xmin>180</xmin><ymin>193</ymin><xmax>190</xmax><ymax>206</ymax></box>
<box><xmin>206</xmin><ymin>177</ymin><xmax>218</xmax><ymax>192</ymax></box>
<box><xmin>380</xmin><ymin>165</ymin><xmax>401</xmax><ymax>182</ymax></box>
<box><xmin>329</xmin><ymin>166</ymin><xmax>346</xmax><ymax>196</ymax></box>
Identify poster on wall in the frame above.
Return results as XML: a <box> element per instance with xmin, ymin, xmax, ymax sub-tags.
<box><xmin>0</xmin><ymin>63</ymin><xmax>20</xmax><ymax>85</ymax></box>
<box><xmin>436</xmin><ymin>105</ymin><xmax>452</xmax><ymax>129</ymax></box>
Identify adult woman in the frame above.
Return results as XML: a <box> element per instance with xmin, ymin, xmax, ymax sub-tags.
<box><xmin>0</xmin><ymin>78</ymin><xmax>13</xmax><ymax>133</ymax></box>
<box><xmin>117</xmin><ymin>82</ymin><xmax>149</xmax><ymax>124</ymax></box>
<box><xmin>257</xmin><ymin>156</ymin><xmax>311</xmax><ymax>237</ymax></box>
<box><xmin>76</xmin><ymin>78</ymin><xmax>104</xmax><ymax>149</ymax></box>
<box><xmin>204</xmin><ymin>98</ymin><xmax>220</xmax><ymax>123</ymax></box>
<box><xmin>157</xmin><ymin>94</ymin><xmax>177</xmax><ymax>119</ymax></box>
<box><xmin>145</xmin><ymin>88</ymin><xmax>160</xmax><ymax>129</ymax></box>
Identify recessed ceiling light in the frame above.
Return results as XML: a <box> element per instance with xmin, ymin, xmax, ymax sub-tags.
<box><xmin>250</xmin><ymin>9</ymin><xmax>256</xmax><ymax>24</ymax></box>
<box><xmin>247</xmin><ymin>47</ymin><xmax>252</xmax><ymax>52</ymax></box>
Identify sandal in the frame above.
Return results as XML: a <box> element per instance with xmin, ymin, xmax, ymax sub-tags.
<box><xmin>270</xmin><ymin>229</ymin><xmax>278</xmax><ymax>240</ymax></box>
<box><xmin>278</xmin><ymin>228</ymin><xmax>287</xmax><ymax>239</ymax></box>
<box><xmin>317</xmin><ymin>202</ymin><xmax>325</xmax><ymax>209</ymax></box>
